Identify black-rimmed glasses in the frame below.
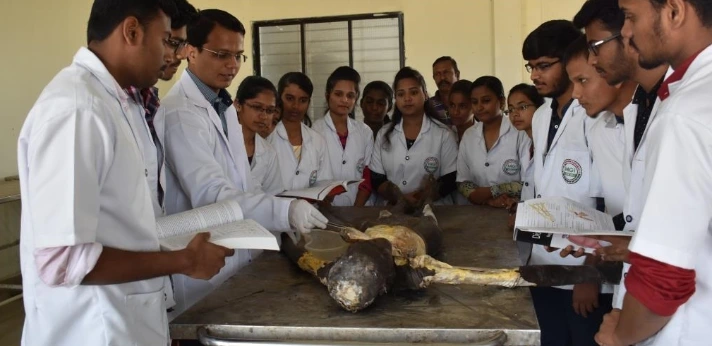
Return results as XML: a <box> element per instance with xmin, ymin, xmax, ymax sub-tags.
<box><xmin>525</xmin><ymin>60</ymin><xmax>560</xmax><ymax>73</ymax></box>
<box><xmin>588</xmin><ymin>33</ymin><xmax>621</xmax><ymax>56</ymax></box>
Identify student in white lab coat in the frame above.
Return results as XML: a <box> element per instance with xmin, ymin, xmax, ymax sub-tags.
<box><xmin>156</xmin><ymin>10</ymin><xmax>327</xmax><ymax>319</ymax></box>
<box><xmin>559</xmin><ymin>0</ymin><xmax>670</xmax><ymax>314</ymax></box>
<box><xmin>124</xmin><ymin>0</ymin><xmax>198</xmax><ymax>219</ymax></box>
<box><xmin>269</xmin><ymin>72</ymin><xmax>334</xmax><ymax>191</ymax></box>
<box><xmin>446</xmin><ymin>79</ymin><xmax>475</xmax><ymax>205</ymax></box>
<box><xmin>504</xmin><ymin>84</ymin><xmax>545</xmax><ymax>264</ymax></box>
<box><xmin>594</xmin><ymin>1</ymin><xmax>712</xmax><ymax>345</ymax></box>
<box><xmin>565</xmin><ymin>36</ymin><xmax>633</xmax><ymax>220</ymax></box>
<box><xmin>447</xmin><ymin>79</ymin><xmax>476</xmax><ymax>143</ymax></box>
<box><xmin>456</xmin><ymin>76</ymin><xmax>531</xmax><ymax>208</ymax></box>
<box><xmin>234</xmin><ymin>76</ymin><xmax>285</xmax><ymax>195</ymax></box>
<box><xmin>370</xmin><ymin>67</ymin><xmax>459</xmax><ymax>206</ymax></box>
<box><xmin>522</xmin><ymin>20</ymin><xmax>609</xmax><ymax>346</ymax></box>
<box><xmin>17</xmin><ymin>2</ymin><xmax>233</xmax><ymax>345</ymax></box>
<box><xmin>360</xmin><ymin>81</ymin><xmax>393</xmax><ymax>140</ymax></box>
<box><xmin>313</xmin><ymin>66</ymin><xmax>374</xmax><ymax>206</ymax></box>
<box><xmin>506</xmin><ymin>84</ymin><xmax>545</xmax><ymax>202</ymax></box>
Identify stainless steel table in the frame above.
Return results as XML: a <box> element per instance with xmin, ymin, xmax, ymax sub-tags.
<box><xmin>170</xmin><ymin>206</ymin><xmax>540</xmax><ymax>345</ymax></box>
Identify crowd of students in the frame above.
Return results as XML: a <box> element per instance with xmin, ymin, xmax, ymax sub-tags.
<box><xmin>15</xmin><ymin>0</ymin><xmax>712</xmax><ymax>345</ymax></box>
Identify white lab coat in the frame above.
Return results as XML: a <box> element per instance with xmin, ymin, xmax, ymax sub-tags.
<box><xmin>370</xmin><ymin>114</ymin><xmax>459</xmax><ymax>205</ymax></box>
<box><xmin>17</xmin><ymin>47</ymin><xmax>170</xmax><ymax>346</ymax></box>
<box><xmin>589</xmin><ymin>111</ymin><xmax>626</xmax><ymax>216</ymax></box>
<box><xmin>250</xmin><ymin>135</ymin><xmax>285</xmax><ymax>195</ymax></box>
<box><xmin>529</xmin><ymin>99</ymin><xmax>603</xmax><ymax>289</ymax></box>
<box><xmin>627</xmin><ymin>45</ymin><xmax>712</xmax><ymax>345</ymax></box>
<box><xmin>456</xmin><ymin>117</ymin><xmax>531</xmax><ymax>188</ymax></box>
<box><xmin>312</xmin><ymin>113</ymin><xmax>374</xmax><ymax>206</ymax></box>
<box><xmin>517</xmin><ymin>139</ymin><xmax>536</xmax><ymax>265</ymax></box>
<box><xmin>155</xmin><ymin>70</ymin><xmax>292</xmax><ymax>320</ymax></box>
<box><xmin>127</xmin><ymin>93</ymin><xmax>166</xmax><ymax>218</ymax></box>
<box><xmin>520</xmin><ymin>144</ymin><xmax>535</xmax><ymax>201</ymax></box>
<box><xmin>268</xmin><ymin>121</ymin><xmax>333</xmax><ymax>190</ymax></box>
<box><xmin>612</xmin><ymin>71</ymin><xmax>670</xmax><ymax>309</ymax></box>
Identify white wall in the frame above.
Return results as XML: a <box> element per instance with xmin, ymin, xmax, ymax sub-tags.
<box><xmin>0</xmin><ymin>0</ymin><xmax>585</xmax><ymax>178</ymax></box>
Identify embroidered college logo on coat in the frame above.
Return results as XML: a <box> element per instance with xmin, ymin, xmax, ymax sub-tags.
<box><xmin>423</xmin><ymin>157</ymin><xmax>440</xmax><ymax>174</ymax></box>
<box><xmin>309</xmin><ymin>170</ymin><xmax>318</xmax><ymax>186</ymax></box>
<box><xmin>356</xmin><ymin>158</ymin><xmax>365</xmax><ymax>173</ymax></box>
<box><xmin>502</xmin><ymin>159</ymin><xmax>521</xmax><ymax>176</ymax></box>
<box><xmin>561</xmin><ymin>159</ymin><xmax>583</xmax><ymax>184</ymax></box>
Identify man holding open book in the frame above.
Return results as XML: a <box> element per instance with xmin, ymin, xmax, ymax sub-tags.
<box><xmin>155</xmin><ymin>9</ymin><xmax>329</xmax><ymax>319</ymax></box>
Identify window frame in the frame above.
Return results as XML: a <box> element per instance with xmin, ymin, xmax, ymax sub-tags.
<box><xmin>252</xmin><ymin>12</ymin><xmax>406</xmax><ymax>76</ymax></box>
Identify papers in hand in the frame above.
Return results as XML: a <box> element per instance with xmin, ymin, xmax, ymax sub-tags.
<box><xmin>156</xmin><ymin>200</ymin><xmax>279</xmax><ymax>251</ymax></box>
<box><xmin>513</xmin><ymin>196</ymin><xmax>633</xmax><ymax>253</ymax></box>
<box><xmin>276</xmin><ymin>179</ymin><xmax>364</xmax><ymax>201</ymax></box>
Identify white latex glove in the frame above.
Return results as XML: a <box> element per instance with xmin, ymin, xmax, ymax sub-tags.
<box><xmin>288</xmin><ymin>200</ymin><xmax>328</xmax><ymax>234</ymax></box>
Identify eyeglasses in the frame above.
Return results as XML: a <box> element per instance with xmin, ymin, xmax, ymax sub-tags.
<box><xmin>201</xmin><ymin>47</ymin><xmax>248</xmax><ymax>63</ymax></box>
<box><xmin>525</xmin><ymin>60</ymin><xmax>560</xmax><ymax>73</ymax></box>
<box><xmin>588</xmin><ymin>33</ymin><xmax>621</xmax><ymax>56</ymax></box>
<box><xmin>244</xmin><ymin>103</ymin><xmax>279</xmax><ymax>116</ymax></box>
<box><xmin>504</xmin><ymin>104</ymin><xmax>536</xmax><ymax>116</ymax></box>
<box><xmin>163</xmin><ymin>38</ymin><xmax>188</xmax><ymax>55</ymax></box>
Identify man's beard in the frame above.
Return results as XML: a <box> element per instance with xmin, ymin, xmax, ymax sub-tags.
<box><xmin>541</xmin><ymin>73</ymin><xmax>570</xmax><ymax>99</ymax></box>
<box><xmin>636</xmin><ymin>13</ymin><xmax>667</xmax><ymax>70</ymax></box>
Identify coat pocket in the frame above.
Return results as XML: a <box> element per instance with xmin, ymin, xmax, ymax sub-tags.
<box><xmin>125</xmin><ymin>289</ymin><xmax>168</xmax><ymax>346</ymax></box>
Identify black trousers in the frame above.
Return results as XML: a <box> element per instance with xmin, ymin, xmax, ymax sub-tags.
<box><xmin>530</xmin><ymin>287</ymin><xmax>613</xmax><ymax>346</ymax></box>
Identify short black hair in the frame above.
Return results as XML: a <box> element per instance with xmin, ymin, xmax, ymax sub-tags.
<box><xmin>471</xmin><ymin>76</ymin><xmax>505</xmax><ymax>100</ymax></box>
<box><xmin>87</xmin><ymin>0</ymin><xmax>178</xmax><ymax>44</ymax></box>
<box><xmin>651</xmin><ymin>0</ymin><xmax>712</xmax><ymax>26</ymax></box>
<box><xmin>448</xmin><ymin>79</ymin><xmax>473</xmax><ymax>100</ymax></box>
<box><xmin>522</xmin><ymin>20</ymin><xmax>583</xmax><ymax>61</ymax></box>
<box><xmin>235</xmin><ymin>76</ymin><xmax>277</xmax><ymax>105</ymax></box>
<box><xmin>563</xmin><ymin>35</ymin><xmax>590</xmax><ymax>66</ymax></box>
<box><xmin>573</xmin><ymin>0</ymin><xmax>625</xmax><ymax>32</ymax></box>
<box><xmin>187</xmin><ymin>9</ymin><xmax>245</xmax><ymax>49</ymax></box>
<box><xmin>361</xmin><ymin>81</ymin><xmax>394</xmax><ymax>112</ymax></box>
<box><xmin>508</xmin><ymin>84</ymin><xmax>545</xmax><ymax>108</ymax></box>
<box><xmin>432</xmin><ymin>56</ymin><xmax>461</xmax><ymax>76</ymax></box>
<box><xmin>171</xmin><ymin>0</ymin><xmax>198</xmax><ymax>30</ymax></box>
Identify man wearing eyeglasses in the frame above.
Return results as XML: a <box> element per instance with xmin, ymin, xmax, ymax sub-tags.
<box><xmin>522</xmin><ymin>20</ymin><xmax>610</xmax><ymax>346</ymax></box>
<box><xmin>154</xmin><ymin>9</ymin><xmax>329</xmax><ymax>320</ymax></box>
<box><xmin>557</xmin><ymin>0</ymin><xmax>671</xmax><ymax>313</ymax></box>
<box><xmin>122</xmin><ymin>0</ymin><xmax>197</xmax><ymax>220</ymax></box>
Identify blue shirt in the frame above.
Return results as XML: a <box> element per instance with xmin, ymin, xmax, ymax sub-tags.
<box><xmin>186</xmin><ymin>68</ymin><xmax>233</xmax><ymax>137</ymax></box>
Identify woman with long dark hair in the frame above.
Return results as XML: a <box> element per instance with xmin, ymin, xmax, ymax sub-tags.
<box><xmin>312</xmin><ymin>66</ymin><xmax>374</xmax><ymax>206</ymax></box>
<box><xmin>455</xmin><ymin>76</ymin><xmax>531</xmax><ymax>208</ymax></box>
<box><xmin>268</xmin><ymin>72</ymin><xmax>332</xmax><ymax>190</ymax></box>
<box><xmin>370</xmin><ymin>67</ymin><xmax>459</xmax><ymax>205</ymax></box>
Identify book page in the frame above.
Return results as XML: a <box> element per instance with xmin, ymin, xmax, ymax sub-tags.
<box><xmin>277</xmin><ymin>179</ymin><xmax>363</xmax><ymax>201</ymax></box>
<box><xmin>159</xmin><ymin>219</ymin><xmax>279</xmax><ymax>251</ymax></box>
<box><xmin>156</xmin><ymin>200</ymin><xmax>244</xmax><ymax>239</ymax></box>
<box><xmin>515</xmin><ymin>196</ymin><xmax>623</xmax><ymax>235</ymax></box>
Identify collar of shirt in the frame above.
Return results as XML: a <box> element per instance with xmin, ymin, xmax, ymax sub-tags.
<box><xmin>658</xmin><ymin>49</ymin><xmax>704</xmax><ymax>101</ymax></box>
<box><xmin>185</xmin><ymin>68</ymin><xmax>233</xmax><ymax>115</ymax></box>
<box><xmin>125</xmin><ymin>86</ymin><xmax>160</xmax><ymax>119</ymax></box>
<box><xmin>633</xmin><ymin>76</ymin><xmax>663</xmax><ymax>107</ymax></box>
<box><xmin>550</xmin><ymin>97</ymin><xmax>574</xmax><ymax>117</ymax></box>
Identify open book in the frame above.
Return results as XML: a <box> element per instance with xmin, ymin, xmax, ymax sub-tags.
<box><xmin>156</xmin><ymin>200</ymin><xmax>279</xmax><ymax>251</ymax></box>
<box><xmin>276</xmin><ymin>179</ymin><xmax>364</xmax><ymax>201</ymax></box>
<box><xmin>514</xmin><ymin>196</ymin><xmax>633</xmax><ymax>252</ymax></box>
